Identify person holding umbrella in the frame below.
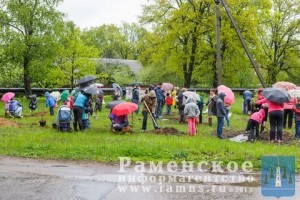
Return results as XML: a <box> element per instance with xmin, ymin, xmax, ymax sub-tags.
<box><xmin>292</xmin><ymin>98</ymin><xmax>300</xmax><ymax>139</ymax></box>
<box><xmin>256</xmin><ymin>88</ymin><xmax>289</xmax><ymax>143</ymax></box>
<box><xmin>141</xmin><ymin>90</ymin><xmax>158</xmax><ymax>131</ymax></box>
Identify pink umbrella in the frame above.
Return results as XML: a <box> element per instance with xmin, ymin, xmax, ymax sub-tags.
<box><xmin>273</xmin><ymin>82</ymin><xmax>297</xmax><ymax>91</ymax></box>
<box><xmin>217</xmin><ymin>85</ymin><xmax>235</xmax><ymax>105</ymax></box>
<box><xmin>161</xmin><ymin>83</ymin><xmax>173</xmax><ymax>91</ymax></box>
<box><xmin>1</xmin><ymin>92</ymin><xmax>15</xmax><ymax>103</ymax></box>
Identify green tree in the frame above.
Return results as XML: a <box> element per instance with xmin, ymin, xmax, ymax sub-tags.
<box><xmin>257</xmin><ymin>0</ymin><xmax>300</xmax><ymax>85</ymax></box>
<box><xmin>50</xmin><ymin>22</ymin><xmax>99</xmax><ymax>88</ymax></box>
<box><xmin>0</xmin><ymin>0</ymin><xmax>63</xmax><ymax>94</ymax></box>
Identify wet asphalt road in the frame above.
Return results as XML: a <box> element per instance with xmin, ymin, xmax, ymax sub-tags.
<box><xmin>0</xmin><ymin>157</ymin><xmax>299</xmax><ymax>200</ymax></box>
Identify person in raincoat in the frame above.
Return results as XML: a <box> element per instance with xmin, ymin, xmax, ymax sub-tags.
<box><xmin>184</xmin><ymin>98</ymin><xmax>200</xmax><ymax>136</ymax></box>
<box><xmin>45</xmin><ymin>92</ymin><xmax>56</xmax><ymax>115</ymax></box>
<box><xmin>247</xmin><ymin>108</ymin><xmax>266</xmax><ymax>143</ymax></box>
<box><xmin>165</xmin><ymin>93</ymin><xmax>173</xmax><ymax>116</ymax></box>
<box><xmin>9</xmin><ymin>97</ymin><xmax>23</xmax><ymax>118</ymax></box>
<box><xmin>73</xmin><ymin>92</ymin><xmax>89</xmax><ymax>132</ymax></box>
<box><xmin>141</xmin><ymin>90</ymin><xmax>158</xmax><ymax>131</ymax></box>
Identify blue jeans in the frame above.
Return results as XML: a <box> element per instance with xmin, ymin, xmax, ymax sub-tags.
<box><xmin>155</xmin><ymin>99</ymin><xmax>163</xmax><ymax>118</ymax></box>
<box><xmin>217</xmin><ymin>117</ymin><xmax>224</xmax><ymax>137</ymax></box>
<box><xmin>243</xmin><ymin>98</ymin><xmax>251</xmax><ymax>114</ymax></box>
<box><xmin>132</xmin><ymin>99</ymin><xmax>139</xmax><ymax>114</ymax></box>
<box><xmin>295</xmin><ymin>119</ymin><xmax>300</xmax><ymax>138</ymax></box>
<box><xmin>223</xmin><ymin>109</ymin><xmax>230</xmax><ymax>127</ymax></box>
<box><xmin>166</xmin><ymin>105</ymin><xmax>171</xmax><ymax>115</ymax></box>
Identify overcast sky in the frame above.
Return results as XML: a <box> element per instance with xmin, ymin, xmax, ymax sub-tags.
<box><xmin>57</xmin><ymin>0</ymin><xmax>148</xmax><ymax>29</ymax></box>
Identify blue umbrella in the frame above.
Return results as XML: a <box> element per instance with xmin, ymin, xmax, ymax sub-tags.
<box><xmin>262</xmin><ymin>88</ymin><xmax>291</xmax><ymax>104</ymax></box>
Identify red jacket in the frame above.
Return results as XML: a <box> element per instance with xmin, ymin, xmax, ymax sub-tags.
<box><xmin>256</xmin><ymin>98</ymin><xmax>284</xmax><ymax>113</ymax></box>
<box><xmin>166</xmin><ymin>97</ymin><xmax>173</xmax><ymax>106</ymax></box>
<box><xmin>250</xmin><ymin>109</ymin><xmax>265</xmax><ymax>124</ymax></box>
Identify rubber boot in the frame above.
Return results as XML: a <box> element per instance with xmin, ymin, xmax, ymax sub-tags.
<box><xmin>208</xmin><ymin>117</ymin><xmax>212</xmax><ymax>127</ymax></box>
<box><xmin>73</xmin><ymin>123</ymin><xmax>78</xmax><ymax>132</ymax></box>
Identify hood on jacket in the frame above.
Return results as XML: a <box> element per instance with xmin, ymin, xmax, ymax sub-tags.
<box><xmin>258</xmin><ymin>108</ymin><xmax>265</xmax><ymax>116</ymax></box>
<box><xmin>44</xmin><ymin>92</ymin><xmax>50</xmax><ymax>97</ymax></box>
<box><xmin>186</xmin><ymin>98</ymin><xmax>194</xmax><ymax>104</ymax></box>
<box><xmin>149</xmin><ymin>90</ymin><xmax>156</xmax><ymax>98</ymax></box>
<box><xmin>219</xmin><ymin>92</ymin><xmax>226</xmax><ymax>101</ymax></box>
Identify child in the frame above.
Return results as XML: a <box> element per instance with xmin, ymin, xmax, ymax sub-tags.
<box><xmin>184</xmin><ymin>98</ymin><xmax>200</xmax><ymax>136</ymax></box>
<box><xmin>165</xmin><ymin>93</ymin><xmax>173</xmax><ymax>115</ymax></box>
<box><xmin>292</xmin><ymin>98</ymin><xmax>300</xmax><ymax>139</ymax></box>
<box><xmin>45</xmin><ymin>92</ymin><xmax>56</xmax><ymax>115</ymax></box>
<box><xmin>28</xmin><ymin>94</ymin><xmax>38</xmax><ymax>112</ymax></box>
<box><xmin>247</xmin><ymin>108</ymin><xmax>265</xmax><ymax>143</ymax></box>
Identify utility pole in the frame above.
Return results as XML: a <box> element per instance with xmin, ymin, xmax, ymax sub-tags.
<box><xmin>215</xmin><ymin>0</ymin><xmax>267</xmax><ymax>88</ymax></box>
<box><xmin>215</xmin><ymin>0</ymin><xmax>222</xmax><ymax>86</ymax></box>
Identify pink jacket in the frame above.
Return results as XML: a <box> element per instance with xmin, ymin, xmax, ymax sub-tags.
<box><xmin>250</xmin><ymin>109</ymin><xmax>265</xmax><ymax>124</ymax></box>
<box><xmin>284</xmin><ymin>98</ymin><xmax>295</xmax><ymax>110</ymax></box>
<box><xmin>256</xmin><ymin>98</ymin><xmax>284</xmax><ymax>113</ymax></box>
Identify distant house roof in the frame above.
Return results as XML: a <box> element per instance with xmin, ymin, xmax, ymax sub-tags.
<box><xmin>96</xmin><ymin>58</ymin><xmax>143</xmax><ymax>74</ymax></box>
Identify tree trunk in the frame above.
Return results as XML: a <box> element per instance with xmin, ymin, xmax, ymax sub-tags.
<box><xmin>184</xmin><ymin>71</ymin><xmax>192</xmax><ymax>88</ymax></box>
<box><xmin>266</xmin><ymin>65</ymin><xmax>278</xmax><ymax>85</ymax></box>
<box><xmin>23</xmin><ymin>52</ymin><xmax>32</xmax><ymax>95</ymax></box>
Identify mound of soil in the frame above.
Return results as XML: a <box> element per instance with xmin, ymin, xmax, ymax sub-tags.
<box><xmin>153</xmin><ymin>127</ymin><xmax>185</xmax><ymax>135</ymax></box>
<box><xmin>0</xmin><ymin>118</ymin><xmax>19</xmax><ymax>127</ymax></box>
<box><xmin>217</xmin><ymin>129</ymin><xmax>295</xmax><ymax>143</ymax></box>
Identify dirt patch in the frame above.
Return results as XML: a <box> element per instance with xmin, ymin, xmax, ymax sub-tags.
<box><xmin>24</xmin><ymin>111</ymin><xmax>47</xmax><ymax>117</ymax></box>
<box><xmin>217</xmin><ymin>129</ymin><xmax>295</xmax><ymax>143</ymax></box>
<box><xmin>152</xmin><ymin>127</ymin><xmax>185</xmax><ymax>135</ymax></box>
<box><xmin>0</xmin><ymin>118</ymin><xmax>19</xmax><ymax>127</ymax></box>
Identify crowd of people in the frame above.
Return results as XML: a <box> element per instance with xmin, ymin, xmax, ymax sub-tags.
<box><xmin>2</xmin><ymin>82</ymin><xmax>300</xmax><ymax>143</ymax></box>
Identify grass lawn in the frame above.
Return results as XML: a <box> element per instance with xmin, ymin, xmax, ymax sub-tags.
<box><xmin>0</xmin><ymin>94</ymin><xmax>299</xmax><ymax>171</ymax></box>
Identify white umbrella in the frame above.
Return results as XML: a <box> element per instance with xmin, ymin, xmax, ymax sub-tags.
<box><xmin>50</xmin><ymin>91</ymin><xmax>61</xmax><ymax>101</ymax></box>
<box><xmin>183</xmin><ymin>91</ymin><xmax>200</xmax><ymax>102</ymax></box>
<box><xmin>90</xmin><ymin>83</ymin><xmax>104</xmax><ymax>88</ymax></box>
<box><xmin>288</xmin><ymin>89</ymin><xmax>300</xmax><ymax>98</ymax></box>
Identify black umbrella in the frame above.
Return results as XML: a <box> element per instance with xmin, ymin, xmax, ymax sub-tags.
<box><xmin>82</xmin><ymin>86</ymin><xmax>103</xmax><ymax>95</ymax></box>
<box><xmin>76</xmin><ymin>75</ymin><xmax>97</xmax><ymax>86</ymax></box>
<box><xmin>105</xmin><ymin>100</ymin><xmax>125</xmax><ymax>109</ymax></box>
<box><xmin>262</xmin><ymin>88</ymin><xmax>291</xmax><ymax>104</ymax></box>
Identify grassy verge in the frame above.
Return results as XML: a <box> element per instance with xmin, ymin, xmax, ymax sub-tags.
<box><xmin>0</xmin><ymin>95</ymin><xmax>299</xmax><ymax>171</ymax></box>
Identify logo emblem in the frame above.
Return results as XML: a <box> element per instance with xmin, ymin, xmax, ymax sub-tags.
<box><xmin>261</xmin><ymin>156</ymin><xmax>295</xmax><ymax>198</ymax></box>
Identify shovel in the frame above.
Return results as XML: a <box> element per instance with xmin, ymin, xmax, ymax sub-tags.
<box><xmin>143</xmin><ymin>100</ymin><xmax>159</xmax><ymax>128</ymax></box>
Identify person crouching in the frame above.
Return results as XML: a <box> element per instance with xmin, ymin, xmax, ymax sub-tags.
<box><xmin>247</xmin><ymin>108</ymin><xmax>266</xmax><ymax>143</ymax></box>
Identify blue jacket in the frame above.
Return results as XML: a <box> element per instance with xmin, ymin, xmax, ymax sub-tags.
<box><xmin>217</xmin><ymin>93</ymin><xmax>226</xmax><ymax>118</ymax></box>
<box><xmin>73</xmin><ymin>94</ymin><xmax>87</xmax><ymax>108</ymax></box>
<box><xmin>9</xmin><ymin>100</ymin><xmax>22</xmax><ymax>111</ymax></box>
<box><xmin>243</xmin><ymin>90</ymin><xmax>252</xmax><ymax>100</ymax></box>
<box><xmin>46</xmin><ymin>96</ymin><xmax>56</xmax><ymax>107</ymax></box>
<box><xmin>154</xmin><ymin>87</ymin><xmax>164</xmax><ymax>101</ymax></box>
